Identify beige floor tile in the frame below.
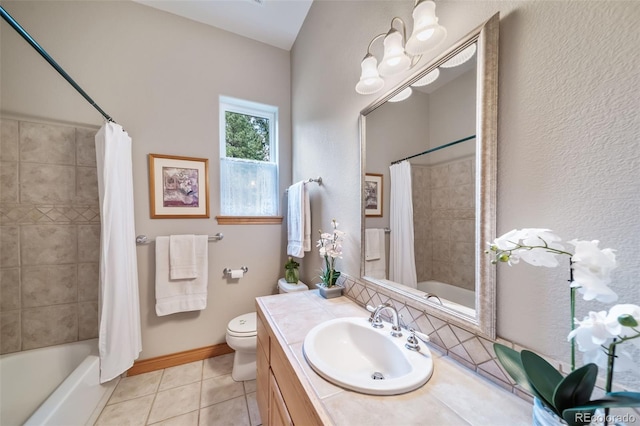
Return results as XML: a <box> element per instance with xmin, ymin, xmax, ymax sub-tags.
<box><xmin>147</xmin><ymin>382</ymin><xmax>201</xmax><ymax>424</ymax></box>
<box><xmin>108</xmin><ymin>371</ymin><xmax>163</xmax><ymax>405</ymax></box>
<box><xmin>246</xmin><ymin>392</ymin><xmax>261</xmax><ymax>426</ymax></box>
<box><xmin>147</xmin><ymin>410</ymin><xmax>199</xmax><ymax>426</ymax></box>
<box><xmin>95</xmin><ymin>394</ymin><xmax>155</xmax><ymax>426</ymax></box>
<box><xmin>243</xmin><ymin>379</ymin><xmax>257</xmax><ymax>394</ymax></box>
<box><xmin>201</xmin><ymin>374</ymin><xmax>245</xmax><ymax>408</ymax></box>
<box><xmin>159</xmin><ymin>360</ymin><xmax>203</xmax><ymax>391</ymax></box>
<box><xmin>202</xmin><ymin>353</ymin><xmax>234</xmax><ymax>379</ymax></box>
<box><xmin>199</xmin><ymin>396</ymin><xmax>250</xmax><ymax>426</ymax></box>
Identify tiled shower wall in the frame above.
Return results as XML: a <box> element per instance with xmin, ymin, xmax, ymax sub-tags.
<box><xmin>412</xmin><ymin>157</ymin><xmax>476</xmax><ymax>290</ymax></box>
<box><xmin>0</xmin><ymin>118</ymin><xmax>100</xmax><ymax>354</ymax></box>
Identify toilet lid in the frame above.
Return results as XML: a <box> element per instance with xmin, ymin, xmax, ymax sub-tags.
<box><xmin>227</xmin><ymin>312</ymin><xmax>257</xmax><ymax>337</ymax></box>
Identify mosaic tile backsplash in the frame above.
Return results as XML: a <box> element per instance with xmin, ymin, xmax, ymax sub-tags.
<box><xmin>0</xmin><ymin>118</ymin><xmax>100</xmax><ymax>354</ymax></box>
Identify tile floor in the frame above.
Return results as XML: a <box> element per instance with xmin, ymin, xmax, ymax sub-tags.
<box><xmin>94</xmin><ymin>353</ymin><xmax>261</xmax><ymax>426</ymax></box>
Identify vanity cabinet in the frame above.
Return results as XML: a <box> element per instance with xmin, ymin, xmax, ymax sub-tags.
<box><xmin>256</xmin><ymin>306</ymin><xmax>323</xmax><ymax>426</ymax></box>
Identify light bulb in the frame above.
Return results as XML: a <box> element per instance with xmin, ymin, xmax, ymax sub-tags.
<box><xmin>378</xmin><ymin>29</ymin><xmax>411</xmax><ymax>77</ymax></box>
<box><xmin>355</xmin><ymin>54</ymin><xmax>384</xmax><ymax>95</ymax></box>
<box><xmin>405</xmin><ymin>1</ymin><xmax>447</xmax><ymax>55</ymax></box>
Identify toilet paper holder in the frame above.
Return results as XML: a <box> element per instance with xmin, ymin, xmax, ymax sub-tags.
<box><xmin>223</xmin><ymin>266</ymin><xmax>249</xmax><ymax>276</ymax></box>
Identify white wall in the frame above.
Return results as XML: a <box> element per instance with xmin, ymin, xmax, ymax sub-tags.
<box><xmin>1</xmin><ymin>1</ymin><xmax>291</xmax><ymax>358</ymax></box>
<box><xmin>292</xmin><ymin>0</ymin><xmax>640</xmax><ymax>386</ymax></box>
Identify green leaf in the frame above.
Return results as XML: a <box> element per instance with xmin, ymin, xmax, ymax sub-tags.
<box><xmin>493</xmin><ymin>344</ymin><xmax>534</xmax><ymax>394</ymax></box>
<box><xmin>521</xmin><ymin>350</ymin><xmax>563</xmax><ymax>415</ymax></box>
<box><xmin>552</xmin><ymin>363</ymin><xmax>597</xmax><ymax>424</ymax></box>
<box><xmin>618</xmin><ymin>314</ymin><xmax>639</xmax><ymax>327</ymax></box>
<box><xmin>562</xmin><ymin>392</ymin><xmax>640</xmax><ymax>424</ymax></box>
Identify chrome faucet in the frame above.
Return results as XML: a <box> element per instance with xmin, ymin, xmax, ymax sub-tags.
<box><xmin>367</xmin><ymin>302</ymin><xmax>403</xmax><ymax>338</ymax></box>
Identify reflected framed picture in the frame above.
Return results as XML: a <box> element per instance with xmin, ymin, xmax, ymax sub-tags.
<box><xmin>149</xmin><ymin>154</ymin><xmax>210</xmax><ymax>218</ymax></box>
<box><xmin>364</xmin><ymin>173</ymin><xmax>383</xmax><ymax>217</ymax></box>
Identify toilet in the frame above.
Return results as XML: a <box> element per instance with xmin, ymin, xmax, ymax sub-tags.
<box><xmin>225</xmin><ymin>278</ymin><xmax>308</xmax><ymax>381</ymax></box>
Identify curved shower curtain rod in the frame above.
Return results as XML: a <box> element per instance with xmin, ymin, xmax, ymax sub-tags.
<box><xmin>0</xmin><ymin>6</ymin><xmax>116</xmax><ymax>124</ymax></box>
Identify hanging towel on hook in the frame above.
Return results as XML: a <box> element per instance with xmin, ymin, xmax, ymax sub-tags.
<box><xmin>287</xmin><ymin>181</ymin><xmax>311</xmax><ymax>257</ymax></box>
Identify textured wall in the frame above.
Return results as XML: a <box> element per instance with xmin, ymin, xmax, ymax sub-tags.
<box><xmin>1</xmin><ymin>1</ymin><xmax>292</xmax><ymax>359</ymax></box>
<box><xmin>0</xmin><ymin>118</ymin><xmax>100</xmax><ymax>354</ymax></box>
<box><xmin>292</xmin><ymin>0</ymin><xmax>640</xmax><ymax>390</ymax></box>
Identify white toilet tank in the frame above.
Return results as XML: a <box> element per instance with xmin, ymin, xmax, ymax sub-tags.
<box><xmin>277</xmin><ymin>278</ymin><xmax>309</xmax><ymax>294</ymax></box>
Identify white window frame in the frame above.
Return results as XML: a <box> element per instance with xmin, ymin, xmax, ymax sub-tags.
<box><xmin>219</xmin><ymin>96</ymin><xmax>280</xmax><ymax>219</ymax></box>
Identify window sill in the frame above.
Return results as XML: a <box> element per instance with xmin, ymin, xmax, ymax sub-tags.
<box><xmin>216</xmin><ymin>216</ymin><xmax>283</xmax><ymax>225</ymax></box>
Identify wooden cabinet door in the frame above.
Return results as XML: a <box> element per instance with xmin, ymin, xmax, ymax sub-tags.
<box><xmin>257</xmin><ymin>338</ymin><xmax>269</xmax><ymax>425</ymax></box>
<box><xmin>269</xmin><ymin>371</ymin><xmax>293</xmax><ymax>426</ymax></box>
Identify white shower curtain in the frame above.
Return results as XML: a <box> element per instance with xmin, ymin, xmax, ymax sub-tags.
<box><xmin>389</xmin><ymin>161</ymin><xmax>417</xmax><ymax>288</ymax></box>
<box><xmin>95</xmin><ymin>122</ymin><xmax>142</xmax><ymax>383</ymax></box>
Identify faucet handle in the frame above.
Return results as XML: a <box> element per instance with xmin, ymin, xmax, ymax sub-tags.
<box><xmin>366</xmin><ymin>305</ymin><xmax>384</xmax><ymax>328</ymax></box>
<box><xmin>405</xmin><ymin>328</ymin><xmax>430</xmax><ymax>351</ymax></box>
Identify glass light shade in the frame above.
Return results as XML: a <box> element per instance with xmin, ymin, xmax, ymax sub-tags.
<box><xmin>441</xmin><ymin>43</ymin><xmax>477</xmax><ymax>68</ymax></box>
<box><xmin>355</xmin><ymin>55</ymin><xmax>385</xmax><ymax>95</ymax></box>
<box><xmin>378</xmin><ymin>30</ymin><xmax>411</xmax><ymax>77</ymax></box>
<box><xmin>388</xmin><ymin>87</ymin><xmax>412</xmax><ymax>103</ymax></box>
<box><xmin>411</xmin><ymin>68</ymin><xmax>440</xmax><ymax>87</ymax></box>
<box><xmin>405</xmin><ymin>1</ymin><xmax>447</xmax><ymax>55</ymax></box>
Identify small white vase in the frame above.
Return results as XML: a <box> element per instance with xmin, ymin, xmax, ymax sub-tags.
<box><xmin>533</xmin><ymin>398</ymin><xmax>568</xmax><ymax>426</ymax></box>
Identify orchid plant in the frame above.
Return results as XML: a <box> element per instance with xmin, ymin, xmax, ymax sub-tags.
<box><xmin>488</xmin><ymin>229</ymin><xmax>640</xmax><ymax>426</ymax></box>
<box><xmin>316</xmin><ymin>219</ymin><xmax>344</xmax><ymax>287</ymax></box>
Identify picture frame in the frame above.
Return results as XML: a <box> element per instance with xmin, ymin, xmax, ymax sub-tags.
<box><xmin>149</xmin><ymin>154</ymin><xmax>210</xmax><ymax>218</ymax></box>
<box><xmin>364</xmin><ymin>173</ymin><xmax>383</xmax><ymax>217</ymax></box>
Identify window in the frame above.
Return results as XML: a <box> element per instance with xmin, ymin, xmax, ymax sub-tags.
<box><xmin>219</xmin><ymin>96</ymin><xmax>279</xmax><ymax>221</ymax></box>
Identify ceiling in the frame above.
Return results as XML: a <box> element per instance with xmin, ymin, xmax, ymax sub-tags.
<box><xmin>133</xmin><ymin>0</ymin><xmax>313</xmax><ymax>51</ymax></box>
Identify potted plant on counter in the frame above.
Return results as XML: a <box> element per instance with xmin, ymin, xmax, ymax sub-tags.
<box><xmin>487</xmin><ymin>229</ymin><xmax>640</xmax><ymax>426</ymax></box>
<box><xmin>316</xmin><ymin>219</ymin><xmax>345</xmax><ymax>298</ymax></box>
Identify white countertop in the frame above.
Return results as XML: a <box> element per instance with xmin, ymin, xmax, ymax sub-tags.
<box><xmin>257</xmin><ymin>290</ymin><xmax>532</xmax><ymax>426</ymax></box>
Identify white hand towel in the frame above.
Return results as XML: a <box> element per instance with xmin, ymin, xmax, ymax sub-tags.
<box><xmin>365</xmin><ymin>229</ymin><xmax>387</xmax><ymax>279</ymax></box>
<box><xmin>365</xmin><ymin>228</ymin><xmax>382</xmax><ymax>260</ymax></box>
<box><xmin>287</xmin><ymin>181</ymin><xmax>311</xmax><ymax>257</ymax></box>
<box><xmin>156</xmin><ymin>235</ymin><xmax>208</xmax><ymax>316</ymax></box>
<box><xmin>169</xmin><ymin>234</ymin><xmax>197</xmax><ymax>280</ymax></box>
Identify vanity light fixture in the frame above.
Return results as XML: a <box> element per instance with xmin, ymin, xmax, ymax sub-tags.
<box><xmin>411</xmin><ymin>68</ymin><xmax>440</xmax><ymax>87</ymax></box>
<box><xmin>388</xmin><ymin>87</ymin><xmax>413</xmax><ymax>102</ymax></box>
<box><xmin>405</xmin><ymin>0</ymin><xmax>447</xmax><ymax>55</ymax></box>
<box><xmin>440</xmin><ymin>43</ymin><xmax>476</xmax><ymax>68</ymax></box>
<box><xmin>355</xmin><ymin>0</ymin><xmax>446</xmax><ymax>96</ymax></box>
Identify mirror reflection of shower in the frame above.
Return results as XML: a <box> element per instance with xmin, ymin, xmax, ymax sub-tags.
<box><xmin>363</xmin><ymin>45</ymin><xmax>477</xmax><ymax>316</ymax></box>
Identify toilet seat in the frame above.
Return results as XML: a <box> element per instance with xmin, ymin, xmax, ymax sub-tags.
<box><xmin>227</xmin><ymin>312</ymin><xmax>257</xmax><ymax>338</ymax></box>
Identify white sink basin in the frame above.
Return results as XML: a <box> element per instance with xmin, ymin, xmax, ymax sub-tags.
<box><xmin>302</xmin><ymin>317</ymin><xmax>433</xmax><ymax>395</ymax></box>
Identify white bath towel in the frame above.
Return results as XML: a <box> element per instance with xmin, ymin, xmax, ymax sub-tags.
<box><xmin>155</xmin><ymin>235</ymin><xmax>208</xmax><ymax>316</ymax></box>
<box><xmin>287</xmin><ymin>181</ymin><xmax>311</xmax><ymax>257</ymax></box>
<box><xmin>169</xmin><ymin>234</ymin><xmax>197</xmax><ymax>280</ymax></box>
<box><xmin>365</xmin><ymin>228</ymin><xmax>382</xmax><ymax>260</ymax></box>
<box><xmin>365</xmin><ymin>229</ymin><xmax>387</xmax><ymax>279</ymax></box>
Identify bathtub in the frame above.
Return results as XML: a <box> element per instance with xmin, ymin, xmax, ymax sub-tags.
<box><xmin>377</xmin><ymin>278</ymin><xmax>476</xmax><ymax>317</ymax></box>
<box><xmin>416</xmin><ymin>280</ymin><xmax>475</xmax><ymax>309</ymax></box>
<box><xmin>0</xmin><ymin>339</ymin><xmax>118</xmax><ymax>426</ymax></box>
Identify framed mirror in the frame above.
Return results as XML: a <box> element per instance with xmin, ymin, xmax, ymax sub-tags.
<box><xmin>360</xmin><ymin>13</ymin><xmax>499</xmax><ymax>339</ymax></box>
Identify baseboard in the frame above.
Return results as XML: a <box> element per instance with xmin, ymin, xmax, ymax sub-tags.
<box><xmin>127</xmin><ymin>343</ymin><xmax>234</xmax><ymax>376</ymax></box>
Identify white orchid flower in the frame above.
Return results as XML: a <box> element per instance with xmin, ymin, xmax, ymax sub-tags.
<box><xmin>568</xmin><ymin>311</ymin><xmax>615</xmax><ymax>352</ymax></box>
<box><xmin>492</xmin><ymin>229</ymin><xmax>527</xmax><ymax>250</ymax></box>
<box><xmin>569</xmin><ymin>239</ymin><xmax>618</xmax><ymax>303</ymax></box>
<box><xmin>520</xmin><ymin>228</ymin><xmax>564</xmax><ymax>250</ymax></box>
<box><xmin>605</xmin><ymin>304</ymin><xmax>640</xmax><ymax>348</ymax></box>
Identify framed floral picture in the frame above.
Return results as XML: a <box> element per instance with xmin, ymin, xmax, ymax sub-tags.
<box><xmin>149</xmin><ymin>154</ymin><xmax>210</xmax><ymax>218</ymax></box>
<box><xmin>364</xmin><ymin>173</ymin><xmax>383</xmax><ymax>217</ymax></box>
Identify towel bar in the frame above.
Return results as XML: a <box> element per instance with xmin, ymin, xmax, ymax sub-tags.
<box><xmin>135</xmin><ymin>233</ymin><xmax>224</xmax><ymax>245</ymax></box>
